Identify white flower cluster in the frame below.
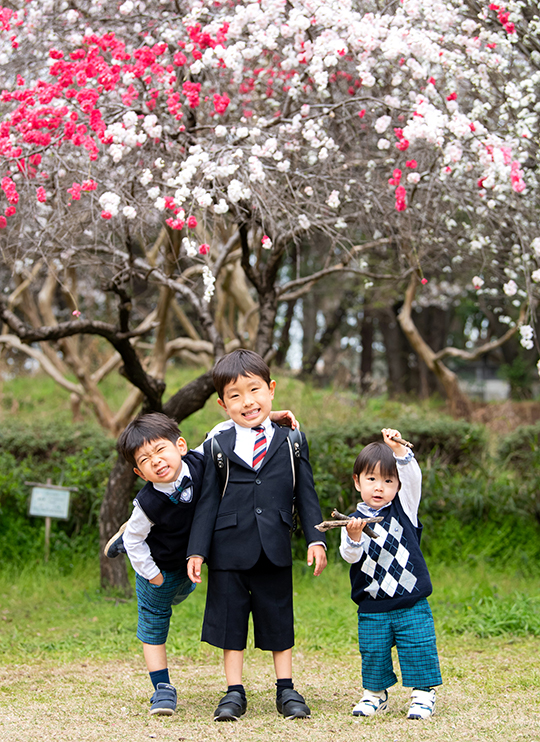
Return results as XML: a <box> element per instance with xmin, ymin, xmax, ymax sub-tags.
<box><xmin>202</xmin><ymin>266</ymin><xmax>216</xmax><ymax>302</ymax></box>
<box><xmin>99</xmin><ymin>191</ymin><xmax>121</xmax><ymax>216</ymax></box>
<box><xmin>520</xmin><ymin>324</ymin><xmax>534</xmax><ymax>351</ymax></box>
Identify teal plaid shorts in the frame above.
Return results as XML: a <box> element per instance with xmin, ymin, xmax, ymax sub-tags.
<box><xmin>136</xmin><ymin>569</ymin><xmax>195</xmax><ymax>645</ymax></box>
<box><xmin>357</xmin><ymin>598</ymin><xmax>442</xmax><ymax>691</ymax></box>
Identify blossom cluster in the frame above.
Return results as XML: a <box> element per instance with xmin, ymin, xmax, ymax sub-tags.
<box><xmin>0</xmin><ymin>0</ymin><xmax>538</xmax><ymax>356</ymax></box>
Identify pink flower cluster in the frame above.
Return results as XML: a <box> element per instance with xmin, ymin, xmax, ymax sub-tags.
<box><xmin>489</xmin><ymin>4</ymin><xmax>515</xmax><ymax>34</ymax></box>
<box><xmin>510</xmin><ymin>161</ymin><xmax>525</xmax><ymax>193</ymax></box>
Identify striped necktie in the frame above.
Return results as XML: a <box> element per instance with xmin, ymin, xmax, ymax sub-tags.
<box><xmin>252</xmin><ymin>425</ymin><xmax>267</xmax><ymax>469</ymax></box>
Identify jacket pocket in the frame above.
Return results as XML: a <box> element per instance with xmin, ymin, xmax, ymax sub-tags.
<box><xmin>279</xmin><ymin>509</ymin><xmax>293</xmax><ymax>528</ymax></box>
<box><xmin>215</xmin><ymin>511</ymin><xmax>237</xmax><ymax>530</ymax></box>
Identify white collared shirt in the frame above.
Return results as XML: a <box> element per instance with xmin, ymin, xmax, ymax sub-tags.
<box><xmin>233</xmin><ymin>416</ymin><xmax>274</xmax><ymax>467</ymax></box>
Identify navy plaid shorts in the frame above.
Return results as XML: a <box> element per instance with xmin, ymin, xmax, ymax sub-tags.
<box><xmin>357</xmin><ymin>598</ymin><xmax>442</xmax><ymax>691</ymax></box>
<box><xmin>136</xmin><ymin>569</ymin><xmax>195</xmax><ymax>645</ymax></box>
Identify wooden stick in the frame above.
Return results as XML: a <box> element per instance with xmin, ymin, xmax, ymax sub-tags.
<box><xmin>390</xmin><ymin>435</ymin><xmax>414</xmax><ymax>449</ymax></box>
<box><xmin>315</xmin><ymin>511</ymin><xmax>383</xmax><ymax>538</ymax></box>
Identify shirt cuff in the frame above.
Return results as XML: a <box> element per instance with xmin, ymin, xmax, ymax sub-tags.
<box><xmin>308</xmin><ymin>541</ymin><xmax>327</xmax><ymax>550</ymax></box>
<box><xmin>346</xmin><ymin>534</ymin><xmax>363</xmax><ymax>547</ymax></box>
<box><xmin>394</xmin><ymin>449</ymin><xmax>414</xmax><ymax>464</ymax></box>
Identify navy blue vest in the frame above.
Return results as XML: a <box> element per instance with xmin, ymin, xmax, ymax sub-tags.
<box><xmin>350</xmin><ymin>496</ymin><xmax>432</xmax><ymax>613</ymax></box>
<box><xmin>135</xmin><ymin>450</ymin><xmax>204</xmax><ymax>573</ymax></box>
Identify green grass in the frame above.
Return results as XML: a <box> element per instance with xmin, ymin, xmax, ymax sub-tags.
<box><xmin>2</xmin><ymin>558</ymin><xmax>539</xmax><ymax>665</ymax></box>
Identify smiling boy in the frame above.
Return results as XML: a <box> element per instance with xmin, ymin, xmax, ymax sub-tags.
<box><xmin>186</xmin><ymin>349</ymin><xmax>327</xmax><ymax>722</ymax></box>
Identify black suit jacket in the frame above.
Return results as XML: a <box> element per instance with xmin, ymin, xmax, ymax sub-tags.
<box><xmin>187</xmin><ymin>424</ymin><xmax>326</xmax><ymax>570</ymax></box>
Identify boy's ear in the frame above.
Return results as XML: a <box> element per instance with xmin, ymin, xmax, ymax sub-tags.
<box><xmin>133</xmin><ymin>467</ymin><xmax>147</xmax><ymax>481</ymax></box>
<box><xmin>352</xmin><ymin>474</ymin><xmax>361</xmax><ymax>492</ymax></box>
<box><xmin>269</xmin><ymin>379</ymin><xmax>276</xmax><ymax>396</ymax></box>
<box><xmin>217</xmin><ymin>397</ymin><xmax>227</xmax><ymax>412</ymax></box>
<box><xmin>176</xmin><ymin>436</ymin><xmax>188</xmax><ymax>454</ymax></box>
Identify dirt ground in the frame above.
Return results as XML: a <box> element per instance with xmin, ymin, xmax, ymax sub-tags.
<box><xmin>471</xmin><ymin>400</ymin><xmax>540</xmax><ymax>434</ymax></box>
<box><xmin>1</xmin><ymin>637</ymin><xmax>539</xmax><ymax>742</ymax></box>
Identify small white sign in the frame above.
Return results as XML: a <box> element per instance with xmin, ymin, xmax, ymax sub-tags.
<box><xmin>29</xmin><ymin>487</ymin><xmax>71</xmax><ymax>520</ymax></box>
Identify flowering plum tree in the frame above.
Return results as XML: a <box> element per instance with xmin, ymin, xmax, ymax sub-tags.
<box><xmin>1</xmin><ymin>0</ymin><xmax>539</xmax><ymax>585</ymax></box>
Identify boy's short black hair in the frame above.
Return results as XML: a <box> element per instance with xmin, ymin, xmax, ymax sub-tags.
<box><xmin>213</xmin><ymin>349</ymin><xmax>271</xmax><ymax>399</ymax></box>
<box><xmin>353</xmin><ymin>441</ymin><xmax>399</xmax><ymax>482</ymax></box>
<box><xmin>117</xmin><ymin>412</ymin><xmax>182</xmax><ymax>467</ymax></box>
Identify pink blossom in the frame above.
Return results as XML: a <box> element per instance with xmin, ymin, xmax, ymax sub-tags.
<box><xmin>36</xmin><ymin>187</ymin><xmax>47</xmax><ymax>202</ymax></box>
<box><xmin>213</xmin><ymin>93</ymin><xmax>230</xmax><ymax>114</ymax></box>
<box><xmin>101</xmin><ymin>210</ymin><xmax>112</xmax><ymax>219</ymax></box>
<box><xmin>421</xmin><ymin>277</ymin><xmax>428</xmax><ymax>285</ymax></box>
<box><xmin>81</xmin><ymin>179</ymin><xmax>97</xmax><ymax>191</ymax></box>
<box><xmin>395</xmin><ymin>186</ymin><xmax>407</xmax><ymax>211</ymax></box>
<box><xmin>5</xmin><ymin>206</ymin><xmax>16</xmax><ymax>216</ymax></box>
<box><xmin>72</xmin><ymin>309</ymin><xmax>81</xmax><ymax>318</ymax></box>
<box><xmin>406</xmin><ymin>160</ymin><xmax>417</xmax><ymax>169</ymax></box>
<box><xmin>198</xmin><ymin>243</ymin><xmax>210</xmax><ymax>254</ymax></box>
<box><xmin>67</xmin><ymin>182</ymin><xmax>82</xmax><ymax>200</ymax></box>
<box><xmin>358</xmin><ymin>109</ymin><xmax>366</xmax><ymax>118</ymax></box>
<box><xmin>388</xmin><ymin>169</ymin><xmax>402</xmax><ymax>186</ymax></box>
<box><xmin>187</xmin><ymin>216</ymin><xmax>197</xmax><ymax>228</ymax></box>
<box><xmin>166</xmin><ymin>217</ymin><xmax>185</xmax><ymax>230</ymax></box>
<box><xmin>0</xmin><ymin>216</ymin><xmax>6</xmax><ymax>228</ymax></box>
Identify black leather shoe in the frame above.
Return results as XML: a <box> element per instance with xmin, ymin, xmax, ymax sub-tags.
<box><xmin>276</xmin><ymin>688</ymin><xmax>311</xmax><ymax>719</ymax></box>
<box><xmin>213</xmin><ymin>690</ymin><xmax>247</xmax><ymax>721</ymax></box>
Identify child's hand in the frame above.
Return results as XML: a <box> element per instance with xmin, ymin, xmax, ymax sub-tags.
<box><xmin>346</xmin><ymin>518</ymin><xmax>366</xmax><ymax>542</ymax></box>
<box><xmin>187</xmin><ymin>556</ymin><xmax>203</xmax><ymax>584</ymax></box>
<box><xmin>381</xmin><ymin>428</ymin><xmax>408</xmax><ymax>457</ymax></box>
<box><xmin>149</xmin><ymin>572</ymin><xmax>164</xmax><ymax>586</ymax></box>
<box><xmin>270</xmin><ymin>409</ymin><xmax>298</xmax><ymax>429</ymax></box>
<box><xmin>307</xmin><ymin>544</ymin><xmax>327</xmax><ymax>576</ymax></box>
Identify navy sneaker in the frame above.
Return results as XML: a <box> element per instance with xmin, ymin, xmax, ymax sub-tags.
<box><xmin>103</xmin><ymin>522</ymin><xmax>127</xmax><ymax>558</ymax></box>
<box><xmin>150</xmin><ymin>683</ymin><xmax>177</xmax><ymax>716</ymax></box>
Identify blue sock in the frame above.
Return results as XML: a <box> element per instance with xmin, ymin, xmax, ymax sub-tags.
<box><xmin>149</xmin><ymin>668</ymin><xmax>170</xmax><ymax>689</ymax></box>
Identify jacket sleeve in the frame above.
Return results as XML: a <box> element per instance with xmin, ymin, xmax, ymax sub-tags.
<box><xmin>294</xmin><ymin>432</ymin><xmax>327</xmax><ymax>548</ymax></box>
<box><xmin>186</xmin><ymin>439</ymin><xmax>222</xmax><ymax>561</ymax></box>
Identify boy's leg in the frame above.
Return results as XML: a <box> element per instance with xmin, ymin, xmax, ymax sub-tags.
<box><xmin>353</xmin><ymin>611</ymin><xmax>395</xmax><ymax>717</ymax></box>
<box><xmin>393</xmin><ymin>599</ymin><xmax>442</xmax><ymax>689</ymax></box>
<box><xmin>214</xmin><ymin>650</ymin><xmax>247</xmax><ymax>722</ymax></box>
<box><xmin>135</xmin><ymin>571</ymin><xmax>194</xmax><ymax>716</ymax></box>
<box><xmin>392</xmin><ymin>599</ymin><xmax>441</xmax><ymax>720</ymax></box>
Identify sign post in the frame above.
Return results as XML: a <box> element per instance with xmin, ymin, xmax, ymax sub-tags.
<box><xmin>26</xmin><ymin>480</ymin><xmax>77</xmax><ymax>562</ymax></box>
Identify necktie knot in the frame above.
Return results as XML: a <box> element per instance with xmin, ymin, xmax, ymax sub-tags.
<box><xmin>252</xmin><ymin>425</ymin><xmax>267</xmax><ymax>469</ymax></box>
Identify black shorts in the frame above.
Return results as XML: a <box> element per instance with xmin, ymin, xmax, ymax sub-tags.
<box><xmin>201</xmin><ymin>552</ymin><xmax>294</xmax><ymax>651</ymax></box>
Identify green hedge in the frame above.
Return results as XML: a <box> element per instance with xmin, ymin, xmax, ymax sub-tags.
<box><xmin>2</xmin><ymin>416</ymin><xmax>539</xmax><ymax>569</ymax></box>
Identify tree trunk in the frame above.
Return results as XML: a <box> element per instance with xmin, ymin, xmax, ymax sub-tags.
<box><xmin>359</xmin><ymin>304</ymin><xmax>373</xmax><ymax>395</ymax></box>
<box><xmin>275</xmin><ymin>299</ymin><xmax>297</xmax><ymax>367</ymax></box>
<box><xmin>302</xmin><ymin>291</ymin><xmax>351</xmax><ymax>378</ymax></box>
<box><xmin>398</xmin><ymin>275</ymin><xmax>473</xmax><ymax>418</ymax></box>
<box><xmin>377</xmin><ymin>306</ymin><xmax>410</xmax><ymax>396</ymax></box>
<box><xmin>99</xmin><ymin>369</ymin><xmax>217</xmax><ymax>591</ymax></box>
<box><xmin>99</xmin><ymin>456</ymin><xmax>137</xmax><ymax>592</ymax></box>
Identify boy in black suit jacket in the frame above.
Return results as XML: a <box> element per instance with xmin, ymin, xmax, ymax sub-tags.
<box><xmin>187</xmin><ymin>350</ymin><xmax>327</xmax><ymax>721</ymax></box>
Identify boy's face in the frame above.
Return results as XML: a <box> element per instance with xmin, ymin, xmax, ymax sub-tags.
<box><xmin>353</xmin><ymin>464</ymin><xmax>399</xmax><ymax>510</ymax></box>
<box><xmin>133</xmin><ymin>436</ymin><xmax>188</xmax><ymax>484</ymax></box>
<box><xmin>217</xmin><ymin>373</ymin><xmax>276</xmax><ymax>428</ymax></box>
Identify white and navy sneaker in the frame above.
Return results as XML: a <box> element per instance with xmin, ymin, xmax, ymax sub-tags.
<box><xmin>407</xmin><ymin>689</ymin><xmax>436</xmax><ymax>719</ymax></box>
<box><xmin>352</xmin><ymin>689</ymin><xmax>388</xmax><ymax>717</ymax></box>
